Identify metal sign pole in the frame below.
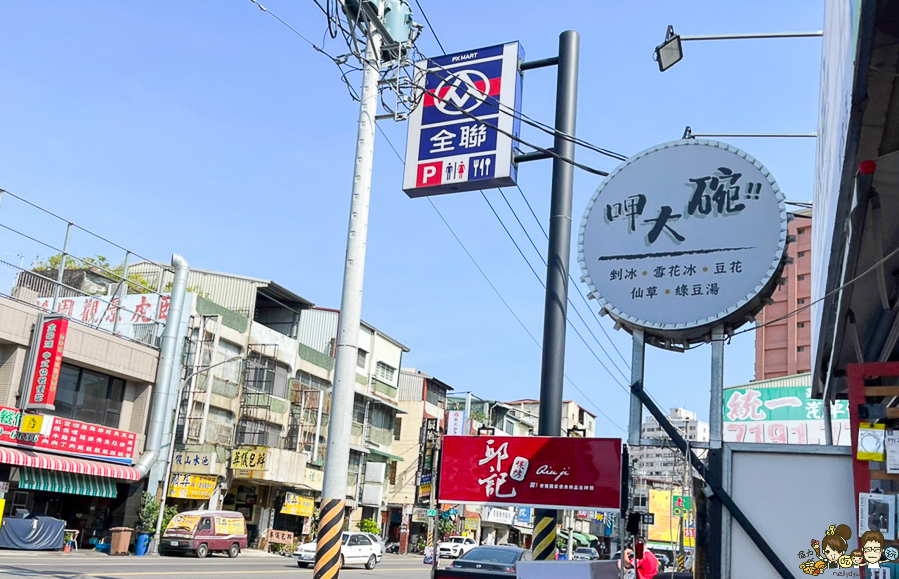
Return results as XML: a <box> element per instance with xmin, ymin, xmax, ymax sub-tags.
<box><xmin>534</xmin><ymin>28</ymin><xmax>580</xmax><ymax>563</ymax></box>
<box><xmin>628</xmin><ymin>328</ymin><xmax>645</xmax><ymax>445</ymax></box>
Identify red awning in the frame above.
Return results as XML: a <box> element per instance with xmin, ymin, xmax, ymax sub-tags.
<box><xmin>0</xmin><ymin>446</ymin><xmax>140</xmax><ymax>481</ymax></box>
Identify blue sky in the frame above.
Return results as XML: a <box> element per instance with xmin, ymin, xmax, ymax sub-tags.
<box><xmin>0</xmin><ymin>1</ymin><xmax>823</xmax><ymax>437</ymax></box>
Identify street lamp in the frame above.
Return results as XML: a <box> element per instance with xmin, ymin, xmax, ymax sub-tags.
<box><xmin>151</xmin><ymin>355</ymin><xmax>243</xmax><ymax>552</ymax></box>
<box><xmin>654</xmin><ymin>25</ymin><xmax>823</xmax><ymax>72</ymax></box>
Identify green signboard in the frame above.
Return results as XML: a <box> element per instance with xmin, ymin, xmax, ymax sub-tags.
<box><xmin>723</xmin><ymin>386</ymin><xmax>848</xmax><ymax>422</ymax></box>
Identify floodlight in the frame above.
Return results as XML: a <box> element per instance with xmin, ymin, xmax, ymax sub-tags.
<box><xmin>655</xmin><ymin>25</ymin><xmax>683</xmax><ymax>72</ymax></box>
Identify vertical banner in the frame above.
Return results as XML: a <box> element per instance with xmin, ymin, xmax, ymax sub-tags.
<box><xmin>446</xmin><ymin>410</ymin><xmax>465</xmax><ymax>436</ymax></box>
<box><xmin>26</xmin><ymin>316</ymin><xmax>69</xmax><ymax>410</ymax></box>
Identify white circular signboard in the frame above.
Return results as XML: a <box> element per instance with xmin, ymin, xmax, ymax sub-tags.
<box><xmin>579</xmin><ymin>140</ymin><xmax>787</xmax><ymax>343</ymax></box>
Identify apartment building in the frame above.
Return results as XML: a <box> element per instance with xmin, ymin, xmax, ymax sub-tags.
<box><xmin>128</xmin><ymin>265</ymin><xmax>410</xmax><ymax>544</ymax></box>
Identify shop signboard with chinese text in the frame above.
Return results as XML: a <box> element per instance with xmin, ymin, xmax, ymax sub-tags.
<box><xmin>230</xmin><ymin>447</ymin><xmax>268</xmax><ymax>471</ymax></box>
<box><xmin>403</xmin><ymin>42</ymin><xmax>524</xmax><ymax>197</ymax></box>
<box><xmin>25</xmin><ymin>316</ymin><xmax>68</xmax><ymax>410</ymax></box>
<box><xmin>0</xmin><ymin>406</ymin><xmax>136</xmax><ymax>464</ymax></box>
<box><xmin>34</xmin><ymin>293</ymin><xmax>184</xmax><ymax>346</ymax></box>
<box><xmin>579</xmin><ymin>140</ymin><xmax>788</xmax><ymax>343</ymax></box>
<box><xmin>723</xmin><ymin>385</ymin><xmax>851</xmax><ymax>445</ymax></box>
<box><xmin>484</xmin><ymin>507</ymin><xmax>513</xmax><ymax>525</ymax></box>
<box><xmin>515</xmin><ymin>507</ymin><xmax>532</xmax><ymax>525</ymax></box>
<box><xmin>267</xmin><ymin>529</ymin><xmax>294</xmax><ymax>545</ymax></box>
<box><xmin>172</xmin><ymin>451</ymin><xmax>217</xmax><ymax>475</ymax></box>
<box><xmin>439</xmin><ymin>435</ymin><xmax>621</xmax><ymax>510</ymax></box>
<box><xmin>412</xmin><ymin>508</ymin><xmax>428</xmax><ymax>523</ymax></box>
<box><xmin>168</xmin><ymin>473</ymin><xmax>218</xmax><ymax>500</ymax></box>
<box><xmin>281</xmin><ymin>492</ymin><xmax>314</xmax><ymax>517</ymax></box>
<box><xmin>447</xmin><ymin>410</ymin><xmax>465</xmax><ymax>436</ymax></box>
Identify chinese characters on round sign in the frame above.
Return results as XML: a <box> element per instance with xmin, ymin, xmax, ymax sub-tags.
<box><xmin>579</xmin><ymin>140</ymin><xmax>787</xmax><ymax>342</ymax></box>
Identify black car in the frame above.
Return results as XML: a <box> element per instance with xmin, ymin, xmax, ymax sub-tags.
<box><xmin>450</xmin><ymin>545</ymin><xmax>531</xmax><ymax>575</ymax></box>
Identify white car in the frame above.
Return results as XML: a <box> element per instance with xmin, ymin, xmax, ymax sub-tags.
<box><xmin>438</xmin><ymin>536</ymin><xmax>477</xmax><ymax>559</ymax></box>
<box><xmin>294</xmin><ymin>531</ymin><xmax>382</xmax><ymax>570</ymax></box>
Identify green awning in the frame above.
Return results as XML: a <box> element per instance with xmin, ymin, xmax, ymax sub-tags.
<box><xmin>368</xmin><ymin>448</ymin><xmax>404</xmax><ymax>461</ymax></box>
<box><xmin>19</xmin><ymin>467</ymin><xmax>117</xmax><ymax>498</ymax></box>
<box><xmin>557</xmin><ymin>529</ymin><xmax>590</xmax><ymax>547</ymax></box>
<box><xmin>585</xmin><ymin>533</ymin><xmax>600</xmax><ymax>542</ymax></box>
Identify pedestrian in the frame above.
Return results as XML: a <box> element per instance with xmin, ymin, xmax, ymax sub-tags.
<box><xmin>618</xmin><ymin>546</ymin><xmax>659</xmax><ymax>579</ymax></box>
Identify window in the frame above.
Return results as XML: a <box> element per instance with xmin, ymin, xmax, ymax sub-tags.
<box><xmin>798</xmin><ymin>346</ymin><xmax>806</xmax><ymax>353</ymax></box>
<box><xmin>236</xmin><ymin>418</ymin><xmax>281</xmax><ymax>447</ymax></box>
<box><xmin>797</xmin><ymin>274</ymin><xmax>807</xmax><ymax>281</ymax></box>
<box><xmin>349</xmin><ymin>535</ymin><xmax>370</xmax><ymax>546</ymax></box>
<box><xmin>425</xmin><ymin>385</ymin><xmax>446</xmax><ymax>407</ymax></box>
<box><xmin>388</xmin><ymin>461</ymin><xmax>397</xmax><ymax>485</ymax></box>
<box><xmin>797</xmin><ymin>322</ymin><xmax>806</xmax><ymax>328</ymax></box>
<box><xmin>797</xmin><ymin>251</ymin><xmax>807</xmax><ymax>258</ymax></box>
<box><xmin>798</xmin><ymin>298</ymin><xmax>807</xmax><ymax>305</ymax></box>
<box><xmin>50</xmin><ymin>364</ymin><xmax>125</xmax><ymax>428</ymax></box>
<box><xmin>798</xmin><ymin>227</ymin><xmax>808</xmax><ymax>234</ymax></box>
<box><xmin>375</xmin><ymin>362</ymin><xmax>395</xmax><ymax>383</ymax></box>
<box><xmin>357</xmin><ymin>349</ymin><xmax>367</xmax><ymax>369</ymax></box>
<box><xmin>393</xmin><ymin>417</ymin><xmax>403</xmax><ymax>440</ymax></box>
<box><xmin>197</xmin><ymin>518</ymin><xmax>212</xmax><ymax>532</ymax></box>
<box><xmin>353</xmin><ymin>397</ymin><xmax>366</xmax><ymax>424</ymax></box>
<box><xmin>215</xmin><ymin>341</ymin><xmax>242</xmax><ymax>382</ymax></box>
<box><xmin>371</xmin><ymin>406</ymin><xmax>394</xmax><ymax>431</ymax></box>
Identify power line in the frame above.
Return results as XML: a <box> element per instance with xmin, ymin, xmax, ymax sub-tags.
<box><xmin>259</xmin><ymin>1</ymin><xmax>630</xmax><ymax>433</ymax></box>
<box><xmin>513</xmin><ymin>185</ymin><xmax>632</xmax><ymax>370</ymax></box>
<box><xmin>494</xmin><ymin>189</ymin><xmax>630</xmax><ymax>382</ymax></box>
<box><xmin>734</xmin><ymin>240</ymin><xmax>899</xmax><ymax>336</ymax></box>
<box><xmin>377</xmin><ymin>126</ymin><xmax>625</xmax><ymax>433</ymax></box>
<box><xmin>411</xmin><ymin>0</ymin><xmax>446</xmax><ymax>54</ymax></box>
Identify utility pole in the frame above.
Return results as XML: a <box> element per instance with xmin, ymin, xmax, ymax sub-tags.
<box><xmin>313</xmin><ymin>4</ymin><xmax>382</xmax><ymax>579</ymax></box>
<box><xmin>533</xmin><ymin>29</ymin><xmax>580</xmax><ymax>563</ymax></box>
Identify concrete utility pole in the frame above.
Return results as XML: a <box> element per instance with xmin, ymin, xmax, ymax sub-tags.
<box><xmin>313</xmin><ymin>5</ymin><xmax>382</xmax><ymax>579</ymax></box>
<box><xmin>533</xmin><ymin>30</ymin><xmax>580</xmax><ymax>562</ymax></box>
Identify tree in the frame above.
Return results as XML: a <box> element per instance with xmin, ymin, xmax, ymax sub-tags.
<box><xmin>31</xmin><ymin>253</ymin><xmax>154</xmax><ymax>294</ymax></box>
<box><xmin>356</xmin><ymin>518</ymin><xmax>380</xmax><ymax>534</ymax></box>
<box><xmin>135</xmin><ymin>492</ymin><xmax>178</xmax><ymax>535</ymax></box>
<box><xmin>438</xmin><ymin>518</ymin><xmax>456</xmax><ymax>540</ymax></box>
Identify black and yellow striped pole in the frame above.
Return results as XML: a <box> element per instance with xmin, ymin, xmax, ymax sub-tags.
<box><xmin>313</xmin><ymin>499</ymin><xmax>345</xmax><ymax>579</ymax></box>
<box><xmin>532</xmin><ymin>510</ymin><xmax>557</xmax><ymax>560</ymax></box>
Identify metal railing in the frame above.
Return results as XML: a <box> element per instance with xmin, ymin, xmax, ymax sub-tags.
<box><xmin>0</xmin><ymin>188</ymin><xmax>179</xmax><ymax>348</ymax></box>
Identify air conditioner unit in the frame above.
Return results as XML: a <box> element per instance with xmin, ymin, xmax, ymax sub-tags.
<box><xmin>365</xmin><ymin>462</ymin><xmax>386</xmax><ymax>483</ymax></box>
<box><xmin>361</xmin><ymin>484</ymin><xmax>383</xmax><ymax>507</ymax></box>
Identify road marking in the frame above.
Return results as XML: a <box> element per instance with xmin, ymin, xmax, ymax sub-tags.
<box><xmin>48</xmin><ymin>568</ymin><xmax>426</xmax><ymax>577</ymax></box>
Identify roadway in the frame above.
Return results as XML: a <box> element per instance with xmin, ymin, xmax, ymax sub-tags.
<box><xmin>0</xmin><ymin>552</ymin><xmax>433</xmax><ymax>579</ymax></box>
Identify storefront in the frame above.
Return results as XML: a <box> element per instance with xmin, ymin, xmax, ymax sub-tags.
<box><xmin>480</xmin><ymin>506</ymin><xmax>513</xmax><ymax>545</ymax></box>
<box><xmin>0</xmin><ymin>447</ymin><xmax>140</xmax><ymax>548</ymax></box>
<box><xmin>272</xmin><ymin>490</ymin><xmax>315</xmax><ymax>543</ymax></box>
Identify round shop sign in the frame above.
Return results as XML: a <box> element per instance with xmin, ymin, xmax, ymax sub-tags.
<box><xmin>579</xmin><ymin>139</ymin><xmax>787</xmax><ymax>343</ymax></box>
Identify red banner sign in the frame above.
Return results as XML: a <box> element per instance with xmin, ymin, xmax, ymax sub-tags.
<box><xmin>26</xmin><ymin>317</ymin><xmax>69</xmax><ymax>410</ymax></box>
<box><xmin>439</xmin><ymin>435</ymin><xmax>621</xmax><ymax>510</ymax></box>
<box><xmin>0</xmin><ymin>406</ymin><xmax>137</xmax><ymax>464</ymax></box>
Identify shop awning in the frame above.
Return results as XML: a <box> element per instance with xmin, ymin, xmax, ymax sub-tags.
<box><xmin>368</xmin><ymin>448</ymin><xmax>404</xmax><ymax>461</ymax></box>
<box><xmin>511</xmin><ymin>526</ymin><xmax>533</xmax><ymax>535</ymax></box>
<box><xmin>19</xmin><ymin>467</ymin><xmax>117</xmax><ymax>498</ymax></box>
<box><xmin>585</xmin><ymin>533</ymin><xmax>600</xmax><ymax>543</ymax></box>
<box><xmin>0</xmin><ymin>446</ymin><xmax>140</xmax><ymax>481</ymax></box>
<box><xmin>558</xmin><ymin>529</ymin><xmax>589</xmax><ymax>546</ymax></box>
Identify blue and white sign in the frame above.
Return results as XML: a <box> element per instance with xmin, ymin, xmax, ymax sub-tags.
<box><xmin>403</xmin><ymin>42</ymin><xmax>524</xmax><ymax>198</ymax></box>
<box><xmin>515</xmin><ymin>507</ymin><xmax>532</xmax><ymax>525</ymax></box>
